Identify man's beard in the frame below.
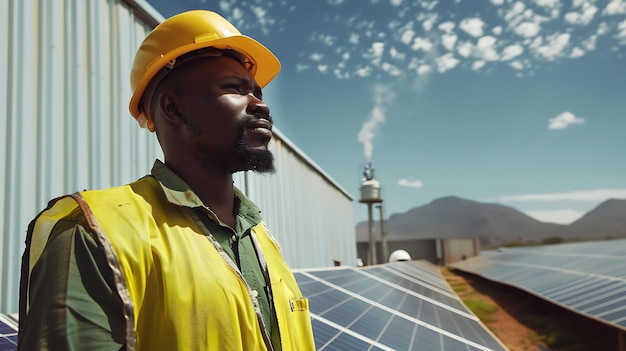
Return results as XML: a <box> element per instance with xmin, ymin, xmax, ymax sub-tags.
<box><xmin>233</xmin><ymin>136</ymin><xmax>275</xmax><ymax>174</ymax></box>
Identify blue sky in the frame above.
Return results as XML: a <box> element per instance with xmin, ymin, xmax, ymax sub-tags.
<box><xmin>147</xmin><ymin>0</ymin><xmax>626</xmax><ymax>225</ymax></box>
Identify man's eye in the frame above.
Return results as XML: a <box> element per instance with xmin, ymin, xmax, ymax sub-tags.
<box><xmin>225</xmin><ymin>85</ymin><xmax>243</xmax><ymax>93</ymax></box>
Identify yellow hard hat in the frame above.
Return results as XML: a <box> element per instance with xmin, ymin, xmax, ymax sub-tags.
<box><xmin>129</xmin><ymin>10</ymin><xmax>281</xmax><ymax>131</ymax></box>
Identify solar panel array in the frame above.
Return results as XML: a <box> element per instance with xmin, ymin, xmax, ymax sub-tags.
<box><xmin>0</xmin><ymin>315</ymin><xmax>17</xmax><ymax>351</ymax></box>
<box><xmin>295</xmin><ymin>260</ymin><xmax>508</xmax><ymax>351</ymax></box>
<box><xmin>4</xmin><ymin>261</ymin><xmax>505</xmax><ymax>350</ymax></box>
<box><xmin>450</xmin><ymin>239</ymin><xmax>626</xmax><ymax>331</ymax></box>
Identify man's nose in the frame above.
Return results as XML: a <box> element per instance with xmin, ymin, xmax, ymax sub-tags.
<box><xmin>247</xmin><ymin>94</ymin><xmax>271</xmax><ymax>117</ymax></box>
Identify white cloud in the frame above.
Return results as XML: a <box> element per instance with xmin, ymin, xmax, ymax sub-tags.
<box><xmin>389</xmin><ymin>47</ymin><xmax>405</xmax><ymax>60</ymax></box>
<box><xmin>548</xmin><ymin>111</ymin><xmax>584</xmax><ymax>129</ymax></box>
<box><xmin>459</xmin><ymin>18</ymin><xmax>485</xmax><ymax>37</ymax></box>
<box><xmin>510</xmin><ymin>61</ymin><xmax>524</xmax><ymax>70</ymax></box>
<box><xmin>436</xmin><ymin>53</ymin><xmax>460</xmax><ymax>72</ymax></box>
<box><xmin>570</xmin><ymin>47</ymin><xmax>585</xmax><ymax>57</ymax></box>
<box><xmin>400</xmin><ymin>29</ymin><xmax>415</xmax><ymax>45</ymax></box>
<box><xmin>366</xmin><ymin>42</ymin><xmax>385</xmax><ymax>65</ymax></box>
<box><xmin>333</xmin><ymin>68</ymin><xmax>349</xmax><ymax>79</ymax></box>
<box><xmin>250</xmin><ymin>6</ymin><xmax>276</xmax><ymax>35</ymax></box>
<box><xmin>319</xmin><ymin>34</ymin><xmax>336</xmax><ymax>46</ymax></box>
<box><xmin>417</xmin><ymin>65</ymin><xmax>432</xmax><ymax>75</ymax></box>
<box><xmin>618</xmin><ymin>19</ymin><xmax>626</xmax><ymax>39</ymax></box>
<box><xmin>438</xmin><ymin>21</ymin><xmax>455</xmax><ymax>32</ymax></box>
<box><xmin>535</xmin><ymin>33</ymin><xmax>571</xmax><ymax>60</ymax></box>
<box><xmin>490</xmin><ymin>0</ymin><xmax>504</xmax><ymax>5</ymax></box>
<box><xmin>398</xmin><ymin>178</ymin><xmax>424</xmax><ymax>188</ymax></box>
<box><xmin>231</xmin><ymin>7</ymin><xmax>244</xmax><ymax>21</ymax></box>
<box><xmin>505</xmin><ymin>2</ymin><xmax>527</xmax><ymax>24</ymax></box>
<box><xmin>497</xmin><ymin>189</ymin><xmax>626</xmax><ymax>202</ymax></box>
<box><xmin>355</xmin><ymin>66</ymin><xmax>372</xmax><ymax>77</ymax></box>
<box><xmin>310</xmin><ymin>53</ymin><xmax>324</xmax><ymax>61</ymax></box>
<box><xmin>391</xmin><ymin>0</ymin><xmax>403</xmax><ymax>6</ymax></box>
<box><xmin>349</xmin><ymin>33</ymin><xmax>360</xmax><ymax>44</ymax></box>
<box><xmin>296</xmin><ymin>63</ymin><xmax>310</xmax><ymax>72</ymax></box>
<box><xmin>457</xmin><ymin>42</ymin><xmax>474</xmax><ymax>57</ymax></box>
<box><xmin>529</xmin><ymin>36</ymin><xmax>543</xmax><ymax>50</ymax></box>
<box><xmin>534</xmin><ymin>0</ymin><xmax>560</xmax><ymax>8</ymax></box>
<box><xmin>515</xmin><ymin>21</ymin><xmax>541</xmax><ymax>37</ymax></box>
<box><xmin>597</xmin><ymin>22</ymin><xmax>610</xmax><ymax>36</ymax></box>
<box><xmin>441</xmin><ymin>33</ymin><xmax>458</xmax><ymax>51</ymax></box>
<box><xmin>492</xmin><ymin>26</ymin><xmax>503</xmax><ymax>35</ymax></box>
<box><xmin>472</xmin><ymin>60</ymin><xmax>486</xmax><ymax>70</ymax></box>
<box><xmin>603</xmin><ymin>0</ymin><xmax>626</xmax><ymax>15</ymax></box>
<box><xmin>582</xmin><ymin>35</ymin><xmax>598</xmax><ymax>51</ymax></box>
<box><xmin>475</xmin><ymin>36</ymin><xmax>499</xmax><ymax>61</ymax></box>
<box><xmin>421</xmin><ymin>0</ymin><xmax>438</xmax><ymax>11</ymax></box>
<box><xmin>523</xmin><ymin>209</ymin><xmax>585</xmax><ymax>224</ymax></box>
<box><xmin>422</xmin><ymin>14</ymin><xmax>438</xmax><ymax>31</ymax></box>
<box><xmin>564</xmin><ymin>5</ymin><xmax>598</xmax><ymax>26</ymax></box>
<box><xmin>317</xmin><ymin>64</ymin><xmax>329</xmax><ymax>73</ymax></box>
<box><xmin>411</xmin><ymin>37</ymin><xmax>434</xmax><ymax>51</ymax></box>
<box><xmin>501</xmin><ymin>44</ymin><xmax>524</xmax><ymax>60</ymax></box>
<box><xmin>381</xmin><ymin>62</ymin><xmax>403</xmax><ymax>76</ymax></box>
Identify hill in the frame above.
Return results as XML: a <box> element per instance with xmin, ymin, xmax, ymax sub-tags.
<box><xmin>355</xmin><ymin>196</ymin><xmax>626</xmax><ymax>246</ymax></box>
<box><xmin>567</xmin><ymin>199</ymin><xmax>626</xmax><ymax>240</ymax></box>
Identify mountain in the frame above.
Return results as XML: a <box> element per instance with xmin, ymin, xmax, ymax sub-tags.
<box><xmin>567</xmin><ymin>199</ymin><xmax>626</xmax><ymax>240</ymax></box>
<box><xmin>355</xmin><ymin>196</ymin><xmax>626</xmax><ymax>246</ymax></box>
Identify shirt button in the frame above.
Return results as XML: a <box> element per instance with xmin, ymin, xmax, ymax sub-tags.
<box><xmin>252</xmin><ymin>290</ymin><xmax>259</xmax><ymax>298</ymax></box>
<box><xmin>231</xmin><ymin>235</ymin><xmax>237</xmax><ymax>242</ymax></box>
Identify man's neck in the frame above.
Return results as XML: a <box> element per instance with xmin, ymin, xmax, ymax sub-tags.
<box><xmin>166</xmin><ymin>160</ymin><xmax>237</xmax><ymax>228</ymax></box>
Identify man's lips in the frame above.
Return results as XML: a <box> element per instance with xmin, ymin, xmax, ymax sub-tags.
<box><xmin>245</xmin><ymin>119</ymin><xmax>273</xmax><ymax>140</ymax></box>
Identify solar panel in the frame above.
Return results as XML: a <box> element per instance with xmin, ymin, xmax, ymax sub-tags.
<box><xmin>451</xmin><ymin>239</ymin><xmax>626</xmax><ymax>332</ymax></box>
<box><xmin>0</xmin><ymin>315</ymin><xmax>17</xmax><ymax>351</ymax></box>
<box><xmin>296</xmin><ymin>261</ymin><xmax>508</xmax><ymax>351</ymax></box>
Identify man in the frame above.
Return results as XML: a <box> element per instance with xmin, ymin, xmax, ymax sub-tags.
<box><xmin>18</xmin><ymin>10</ymin><xmax>315</xmax><ymax>351</ymax></box>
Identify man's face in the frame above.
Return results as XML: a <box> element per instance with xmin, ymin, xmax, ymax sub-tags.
<box><xmin>171</xmin><ymin>56</ymin><xmax>275</xmax><ymax>174</ymax></box>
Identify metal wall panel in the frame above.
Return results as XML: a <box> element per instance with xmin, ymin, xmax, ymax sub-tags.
<box><xmin>1</xmin><ymin>0</ymin><xmax>163</xmax><ymax>313</ymax></box>
<box><xmin>239</xmin><ymin>132</ymin><xmax>356</xmax><ymax>269</ymax></box>
<box><xmin>1</xmin><ymin>0</ymin><xmax>355</xmax><ymax>313</ymax></box>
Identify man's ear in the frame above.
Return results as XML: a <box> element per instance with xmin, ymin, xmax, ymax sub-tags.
<box><xmin>158</xmin><ymin>91</ymin><xmax>186</xmax><ymax>125</ymax></box>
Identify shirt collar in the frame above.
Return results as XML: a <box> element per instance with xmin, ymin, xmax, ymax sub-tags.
<box><xmin>150</xmin><ymin>160</ymin><xmax>262</xmax><ymax>221</ymax></box>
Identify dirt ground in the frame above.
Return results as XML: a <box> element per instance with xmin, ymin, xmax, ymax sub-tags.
<box><xmin>441</xmin><ymin>268</ymin><xmax>548</xmax><ymax>351</ymax></box>
<box><xmin>441</xmin><ymin>268</ymin><xmax>618</xmax><ymax>351</ymax></box>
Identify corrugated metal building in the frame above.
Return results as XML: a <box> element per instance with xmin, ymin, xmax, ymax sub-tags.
<box><xmin>1</xmin><ymin>0</ymin><xmax>355</xmax><ymax>313</ymax></box>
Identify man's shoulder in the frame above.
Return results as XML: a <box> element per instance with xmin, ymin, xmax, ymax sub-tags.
<box><xmin>81</xmin><ymin>175</ymin><xmax>155</xmax><ymax>195</ymax></box>
<box><xmin>78</xmin><ymin>175</ymin><xmax>160</xmax><ymax>208</ymax></box>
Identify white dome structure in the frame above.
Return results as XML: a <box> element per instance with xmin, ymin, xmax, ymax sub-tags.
<box><xmin>389</xmin><ymin>249</ymin><xmax>412</xmax><ymax>262</ymax></box>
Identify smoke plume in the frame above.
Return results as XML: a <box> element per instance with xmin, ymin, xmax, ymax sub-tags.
<box><xmin>358</xmin><ymin>84</ymin><xmax>396</xmax><ymax>160</ymax></box>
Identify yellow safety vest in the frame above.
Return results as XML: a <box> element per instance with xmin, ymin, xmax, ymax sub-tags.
<box><xmin>26</xmin><ymin>176</ymin><xmax>315</xmax><ymax>351</ymax></box>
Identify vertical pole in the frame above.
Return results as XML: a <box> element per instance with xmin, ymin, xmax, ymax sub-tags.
<box><xmin>378</xmin><ymin>205</ymin><xmax>388</xmax><ymax>263</ymax></box>
<box><xmin>367</xmin><ymin>203</ymin><xmax>377</xmax><ymax>265</ymax></box>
